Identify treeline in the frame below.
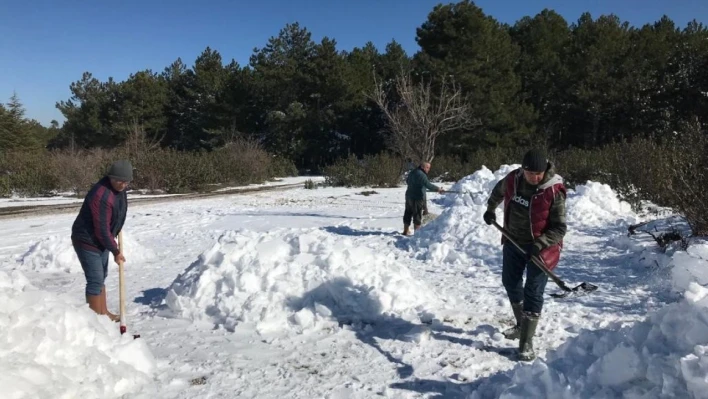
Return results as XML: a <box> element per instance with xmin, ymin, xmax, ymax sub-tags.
<box><xmin>0</xmin><ymin>93</ymin><xmax>60</xmax><ymax>150</ymax></box>
<box><xmin>1</xmin><ymin>1</ymin><xmax>707</xmax><ymax>233</ymax></box>
<box><xmin>3</xmin><ymin>2</ymin><xmax>706</xmax><ymax>167</ymax></box>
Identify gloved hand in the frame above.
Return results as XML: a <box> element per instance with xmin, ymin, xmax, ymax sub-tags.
<box><xmin>529</xmin><ymin>242</ymin><xmax>542</xmax><ymax>260</ymax></box>
<box><xmin>483</xmin><ymin>210</ymin><xmax>496</xmax><ymax>225</ymax></box>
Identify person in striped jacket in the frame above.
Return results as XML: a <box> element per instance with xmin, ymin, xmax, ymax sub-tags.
<box><xmin>71</xmin><ymin>160</ymin><xmax>132</xmax><ymax>321</ymax></box>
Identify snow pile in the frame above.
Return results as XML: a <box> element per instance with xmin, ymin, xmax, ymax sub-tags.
<box><xmin>485</xmin><ymin>241</ymin><xmax>708</xmax><ymax>399</ymax></box>
<box><xmin>409</xmin><ymin>165</ymin><xmax>519</xmax><ymax>265</ymax></box>
<box><xmin>439</xmin><ymin>164</ymin><xmax>520</xmax><ymax>209</ymax></box>
<box><xmin>565</xmin><ymin>181</ymin><xmax>638</xmax><ymax>228</ymax></box>
<box><xmin>0</xmin><ymin>270</ymin><xmax>157</xmax><ymax>398</ymax></box>
<box><xmin>672</xmin><ymin>242</ymin><xmax>708</xmax><ymax>293</ymax></box>
<box><xmin>412</xmin><ymin>165</ymin><xmax>639</xmax><ymax>266</ymax></box>
<box><xmin>607</xmin><ymin>215</ymin><xmax>690</xmax><ymax>275</ymax></box>
<box><xmin>165</xmin><ymin>228</ymin><xmax>451</xmax><ymax>334</ymax></box>
<box><xmin>16</xmin><ymin>232</ymin><xmax>155</xmax><ymax>273</ymax></box>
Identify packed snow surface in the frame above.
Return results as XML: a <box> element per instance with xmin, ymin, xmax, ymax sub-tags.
<box><xmin>0</xmin><ymin>167</ymin><xmax>705</xmax><ymax>398</ymax></box>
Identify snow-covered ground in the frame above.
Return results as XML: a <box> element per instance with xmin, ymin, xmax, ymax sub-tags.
<box><xmin>0</xmin><ymin>165</ymin><xmax>706</xmax><ymax>398</ymax></box>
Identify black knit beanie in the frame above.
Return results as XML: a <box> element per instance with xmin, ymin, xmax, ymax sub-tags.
<box><xmin>522</xmin><ymin>149</ymin><xmax>548</xmax><ymax>172</ymax></box>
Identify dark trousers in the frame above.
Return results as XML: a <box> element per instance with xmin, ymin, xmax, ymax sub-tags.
<box><xmin>73</xmin><ymin>242</ymin><xmax>109</xmax><ymax>296</ymax></box>
<box><xmin>403</xmin><ymin>199</ymin><xmax>425</xmax><ymax>226</ymax></box>
<box><xmin>502</xmin><ymin>241</ymin><xmax>549</xmax><ymax>314</ymax></box>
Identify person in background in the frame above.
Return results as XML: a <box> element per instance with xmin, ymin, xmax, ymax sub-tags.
<box><xmin>403</xmin><ymin>161</ymin><xmax>444</xmax><ymax>235</ymax></box>
<box><xmin>71</xmin><ymin>160</ymin><xmax>132</xmax><ymax>321</ymax></box>
<box><xmin>483</xmin><ymin>149</ymin><xmax>567</xmax><ymax>361</ymax></box>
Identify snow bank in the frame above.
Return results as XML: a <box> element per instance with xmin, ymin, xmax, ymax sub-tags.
<box><xmin>15</xmin><ymin>232</ymin><xmax>155</xmax><ymax>273</ymax></box>
<box><xmin>672</xmin><ymin>242</ymin><xmax>708</xmax><ymax>293</ymax></box>
<box><xmin>412</xmin><ymin>165</ymin><xmax>639</xmax><ymax>265</ymax></box>
<box><xmin>566</xmin><ymin>181</ymin><xmax>638</xmax><ymax>228</ymax></box>
<box><xmin>483</xmin><ymin>240</ymin><xmax>708</xmax><ymax>399</ymax></box>
<box><xmin>165</xmin><ymin>229</ymin><xmax>450</xmax><ymax>334</ymax></box>
<box><xmin>0</xmin><ymin>270</ymin><xmax>157</xmax><ymax>398</ymax></box>
<box><xmin>607</xmin><ymin>215</ymin><xmax>690</xmax><ymax>277</ymax></box>
<box><xmin>408</xmin><ymin>165</ymin><xmax>518</xmax><ymax>265</ymax></box>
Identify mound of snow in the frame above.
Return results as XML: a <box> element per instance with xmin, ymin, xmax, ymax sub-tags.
<box><xmin>0</xmin><ymin>270</ymin><xmax>157</xmax><ymax>398</ymax></box>
<box><xmin>566</xmin><ymin>181</ymin><xmax>638</xmax><ymax>228</ymax></box>
<box><xmin>672</xmin><ymin>242</ymin><xmax>708</xmax><ymax>292</ymax></box>
<box><xmin>407</xmin><ymin>165</ymin><xmax>519</xmax><ymax>265</ymax></box>
<box><xmin>410</xmin><ymin>166</ymin><xmax>640</xmax><ymax>266</ymax></box>
<box><xmin>481</xmin><ymin>241</ymin><xmax>708</xmax><ymax>399</ymax></box>
<box><xmin>607</xmin><ymin>215</ymin><xmax>692</xmax><ymax>285</ymax></box>
<box><xmin>440</xmin><ymin>164</ymin><xmax>520</xmax><ymax>209</ymax></box>
<box><xmin>15</xmin><ymin>232</ymin><xmax>155</xmax><ymax>273</ymax></box>
<box><xmin>165</xmin><ymin>229</ymin><xmax>451</xmax><ymax>334</ymax></box>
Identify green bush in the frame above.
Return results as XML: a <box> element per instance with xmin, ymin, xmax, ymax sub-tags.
<box><xmin>322</xmin><ymin>153</ymin><xmax>403</xmax><ymax>187</ymax></box>
<box><xmin>364</xmin><ymin>153</ymin><xmax>404</xmax><ymax>187</ymax></box>
<box><xmin>322</xmin><ymin>154</ymin><xmax>366</xmax><ymax>187</ymax></box>
<box><xmin>550</xmin><ymin>126</ymin><xmax>707</xmax><ymax>235</ymax></box>
<box><xmin>269</xmin><ymin>155</ymin><xmax>299</xmax><ymax>178</ymax></box>
<box><xmin>427</xmin><ymin>155</ymin><xmax>476</xmax><ymax>182</ymax></box>
<box><xmin>551</xmin><ymin>148</ymin><xmax>612</xmax><ymax>188</ymax></box>
<box><xmin>0</xmin><ymin>151</ymin><xmax>57</xmax><ymax>197</ymax></box>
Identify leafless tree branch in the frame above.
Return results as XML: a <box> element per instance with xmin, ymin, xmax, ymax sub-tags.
<box><xmin>369</xmin><ymin>70</ymin><xmax>480</xmax><ymax>164</ymax></box>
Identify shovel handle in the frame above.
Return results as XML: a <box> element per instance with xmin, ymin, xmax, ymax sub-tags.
<box><xmin>491</xmin><ymin>221</ymin><xmax>571</xmax><ymax>291</ymax></box>
<box><xmin>118</xmin><ymin>231</ymin><xmax>126</xmax><ymax>333</ymax></box>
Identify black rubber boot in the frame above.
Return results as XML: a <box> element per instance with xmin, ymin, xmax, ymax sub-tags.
<box><xmin>502</xmin><ymin>302</ymin><xmax>524</xmax><ymax>340</ymax></box>
<box><xmin>518</xmin><ymin>312</ymin><xmax>540</xmax><ymax>361</ymax></box>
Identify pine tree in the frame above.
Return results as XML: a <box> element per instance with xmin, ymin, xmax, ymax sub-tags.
<box><xmin>0</xmin><ymin>93</ymin><xmax>40</xmax><ymax>150</ymax></box>
<box><xmin>414</xmin><ymin>0</ymin><xmax>536</xmax><ymax>153</ymax></box>
<box><xmin>565</xmin><ymin>13</ymin><xmax>633</xmax><ymax>147</ymax></box>
<box><xmin>510</xmin><ymin>9</ymin><xmax>572</xmax><ymax>146</ymax></box>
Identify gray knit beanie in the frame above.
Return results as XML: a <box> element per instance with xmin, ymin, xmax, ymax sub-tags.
<box><xmin>107</xmin><ymin>160</ymin><xmax>133</xmax><ymax>181</ymax></box>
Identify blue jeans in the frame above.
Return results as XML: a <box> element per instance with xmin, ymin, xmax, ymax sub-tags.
<box><xmin>502</xmin><ymin>241</ymin><xmax>549</xmax><ymax>314</ymax></box>
<box><xmin>73</xmin><ymin>242</ymin><xmax>109</xmax><ymax>296</ymax></box>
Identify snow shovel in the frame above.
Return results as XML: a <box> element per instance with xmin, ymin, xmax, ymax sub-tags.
<box><xmin>117</xmin><ymin>231</ymin><xmax>140</xmax><ymax>339</ymax></box>
<box><xmin>491</xmin><ymin>221</ymin><xmax>598</xmax><ymax>298</ymax></box>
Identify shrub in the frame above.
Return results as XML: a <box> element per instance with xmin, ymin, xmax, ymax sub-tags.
<box><xmin>552</xmin><ymin>123</ymin><xmax>708</xmax><ymax>236</ymax></box>
<box><xmin>50</xmin><ymin>149</ymin><xmax>111</xmax><ymax>197</ymax></box>
<box><xmin>427</xmin><ymin>155</ymin><xmax>476</xmax><ymax>182</ymax></box>
<box><xmin>0</xmin><ymin>150</ymin><xmax>57</xmax><ymax>197</ymax></box>
<box><xmin>322</xmin><ymin>154</ymin><xmax>367</xmax><ymax>187</ymax></box>
<box><xmin>322</xmin><ymin>153</ymin><xmax>403</xmax><ymax>187</ymax></box>
<box><xmin>466</xmin><ymin>146</ymin><xmax>526</xmax><ymax>173</ymax></box>
<box><xmin>667</xmin><ymin>121</ymin><xmax>708</xmax><ymax>235</ymax></box>
<box><xmin>364</xmin><ymin>153</ymin><xmax>404</xmax><ymax>187</ymax></box>
<box><xmin>269</xmin><ymin>155</ymin><xmax>299</xmax><ymax>178</ymax></box>
<box><xmin>0</xmin><ymin>135</ymin><xmax>299</xmax><ymax>197</ymax></box>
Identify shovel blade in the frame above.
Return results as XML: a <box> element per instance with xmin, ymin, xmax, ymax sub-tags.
<box><xmin>550</xmin><ymin>282</ymin><xmax>598</xmax><ymax>298</ymax></box>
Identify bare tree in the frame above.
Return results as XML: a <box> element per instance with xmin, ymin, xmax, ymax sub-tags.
<box><xmin>370</xmin><ymin>70</ymin><xmax>479</xmax><ymax>163</ymax></box>
<box><xmin>123</xmin><ymin>118</ymin><xmax>162</xmax><ymax>156</ymax></box>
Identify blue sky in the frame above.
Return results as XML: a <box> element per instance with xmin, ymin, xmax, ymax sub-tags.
<box><xmin>1</xmin><ymin>0</ymin><xmax>705</xmax><ymax>126</ymax></box>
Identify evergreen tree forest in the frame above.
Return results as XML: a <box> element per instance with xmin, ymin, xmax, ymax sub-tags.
<box><xmin>2</xmin><ymin>2</ymin><xmax>708</xmax><ymax>233</ymax></box>
<box><xmin>4</xmin><ymin>3</ymin><xmax>707</xmax><ymax>165</ymax></box>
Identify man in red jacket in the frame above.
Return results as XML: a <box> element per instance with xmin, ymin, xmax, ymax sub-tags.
<box><xmin>71</xmin><ymin>160</ymin><xmax>132</xmax><ymax>321</ymax></box>
<box><xmin>483</xmin><ymin>149</ymin><xmax>567</xmax><ymax>361</ymax></box>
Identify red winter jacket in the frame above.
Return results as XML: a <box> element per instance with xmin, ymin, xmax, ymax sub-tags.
<box><xmin>501</xmin><ymin>168</ymin><xmax>567</xmax><ymax>269</ymax></box>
